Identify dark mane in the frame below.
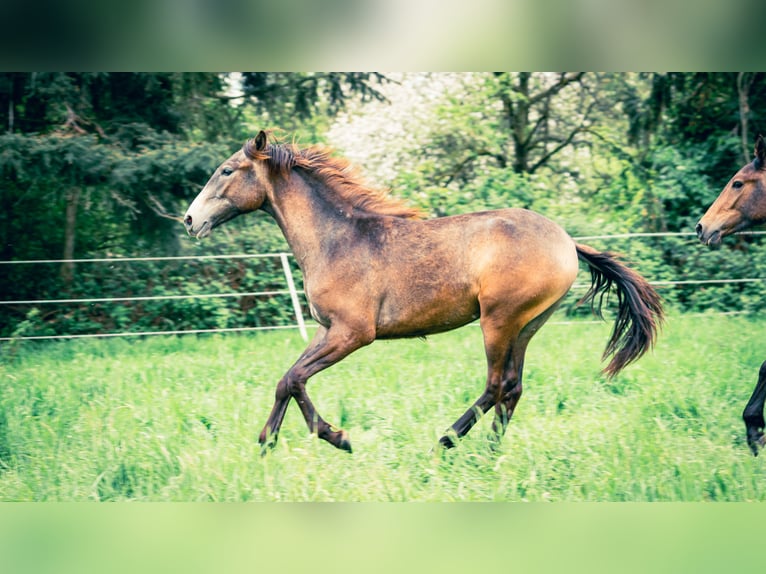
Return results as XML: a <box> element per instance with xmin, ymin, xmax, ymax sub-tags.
<box><xmin>243</xmin><ymin>137</ymin><xmax>423</xmax><ymax>219</ymax></box>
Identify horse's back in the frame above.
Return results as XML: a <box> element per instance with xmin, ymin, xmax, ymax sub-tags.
<box><xmin>416</xmin><ymin>208</ymin><xmax>578</xmax><ymax>281</ymax></box>
<box><xmin>454</xmin><ymin>208</ymin><xmax>579</xmax><ymax>314</ymax></box>
<box><xmin>371</xmin><ymin>208</ymin><xmax>579</xmax><ymax>338</ymax></box>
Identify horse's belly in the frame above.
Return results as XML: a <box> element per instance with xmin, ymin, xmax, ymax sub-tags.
<box><xmin>374</xmin><ymin>285</ymin><xmax>480</xmax><ymax>338</ymax></box>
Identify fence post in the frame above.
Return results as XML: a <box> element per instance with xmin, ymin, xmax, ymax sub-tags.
<box><xmin>280</xmin><ymin>253</ymin><xmax>308</xmax><ymax>341</ymax></box>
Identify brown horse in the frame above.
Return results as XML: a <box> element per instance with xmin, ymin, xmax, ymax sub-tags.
<box><xmin>184</xmin><ymin>130</ymin><xmax>663</xmax><ymax>453</ymax></box>
<box><xmin>697</xmin><ymin>135</ymin><xmax>766</xmax><ymax>456</ymax></box>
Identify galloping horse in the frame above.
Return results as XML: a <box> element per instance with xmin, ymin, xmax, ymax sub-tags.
<box><xmin>697</xmin><ymin>135</ymin><xmax>766</xmax><ymax>456</ymax></box>
<box><xmin>184</xmin><ymin>131</ymin><xmax>663</xmax><ymax>453</ymax></box>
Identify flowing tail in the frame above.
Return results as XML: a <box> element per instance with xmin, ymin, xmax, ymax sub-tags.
<box><xmin>576</xmin><ymin>243</ymin><xmax>664</xmax><ymax>377</ymax></box>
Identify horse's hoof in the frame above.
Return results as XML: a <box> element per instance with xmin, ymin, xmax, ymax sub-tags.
<box><xmin>258</xmin><ymin>433</ymin><xmax>278</xmax><ymax>456</ymax></box>
<box><xmin>338</xmin><ymin>431</ymin><xmax>353</xmax><ymax>453</ymax></box>
<box><xmin>746</xmin><ymin>430</ymin><xmax>765</xmax><ymax>456</ymax></box>
<box><xmin>438</xmin><ymin>435</ymin><xmax>457</xmax><ymax>449</ymax></box>
<box><xmin>260</xmin><ymin>443</ymin><xmax>276</xmax><ymax>457</ymax></box>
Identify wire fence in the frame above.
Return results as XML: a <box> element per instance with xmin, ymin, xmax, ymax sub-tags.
<box><xmin>0</xmin><ymin>252</ymin><xmax>309</xmax><ymax>342</ymax></box>
<box><xmin>2</xmin><ymin>231</ymin><xmax>765</xmax><ymax>342</ymax></box>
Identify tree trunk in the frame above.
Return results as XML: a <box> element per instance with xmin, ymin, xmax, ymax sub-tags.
<box><xmin>7</xmin><ymin>96</ymin><xmax>13</xmax><ymax>133</ymax></box>
<box><xmin>511</xmin><ymin>72</ymin><xmax>531</xmax><ymax>174</ymax></box>
<box><xmin>61</xmin><ymin>187</ymin><xmax>80</xmax><ymax>286</ymax></box>
<box><xmin>737</xmin><ymin>72</ymin><xmax>754</xmax><ymax>164</ymax></box>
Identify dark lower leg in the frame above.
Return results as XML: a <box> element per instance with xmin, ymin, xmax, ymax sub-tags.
<box><xmin>292</xmin><ymin>383</ymin><xmax>352</xmax><ymax>452</ymax></box>
<box><xmin>438</xmin><ymin>317</ymin><xmax>519</xmax><ymax>449</ymax></box>
<box><xmin>272</xmin><ymin>326</ymin><xmax>367</xmax><ymax>452</ymax></box>
<box><xmin>256</xmin><ymin>324</ymin><xmax>368</xmax><ymax>452</ymax></box>
<box><xmin>258</xmin><ymin>380</ymin><xmax>291</xmax><ymax>450</ymax></box>
<box><xmin>743</xmin><ymin>360</ymin><xmax>766</xmax><ymax>456</ymax></box>
<box><xmin>492</xmin><ymin>356</ymin><xmax>524</xmax><ymax>438</ymax></box>
<box><xmin>492</xmin><ymin>381</ymin><xmax>522</xmax><ymax>438</ymax></box>
<box><xmin>438</xmin><ymin>387</ymin><xmax>498</xmax><ymax>448</ymax></box>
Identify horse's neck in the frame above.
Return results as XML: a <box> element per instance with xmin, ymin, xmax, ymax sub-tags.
<box><xmin>264</xmin><ymin>172</ymin><xmax>355</xmax><ymax>273</ymax></box>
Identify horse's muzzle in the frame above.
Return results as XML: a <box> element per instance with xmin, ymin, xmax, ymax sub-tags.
<box><xmin>695</xmin><ymin>222</ymin><xmax>722</xmax><ymax>249</ymax></box>
<box><xmin>183</xmin><ymin>213</ymin><xmax>212</xmax><ymax>239</ymax></box>
<box><xmin>183</xmin><ymin>213</ymin><xmax>196</xmax><ymax>237</ymax></box>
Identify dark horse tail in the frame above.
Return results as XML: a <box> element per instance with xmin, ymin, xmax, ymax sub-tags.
<box><xmin>575</xmin><ymin>243</ymin><xmax>664</xmax><ymax>377</ymax></box>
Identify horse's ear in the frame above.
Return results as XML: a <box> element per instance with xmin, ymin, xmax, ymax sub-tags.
<box><xmin>754</xmin><ymin>135</ymin><xmax>766</xmax><ymax>169</ymax></box>
<box><xmin>255</xmin><ymin>130</ymin><xmax>268</xmax><ymax>152</ymax></box>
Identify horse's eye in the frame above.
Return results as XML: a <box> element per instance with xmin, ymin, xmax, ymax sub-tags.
<box><xmin>221</xmin><ymin>167</ymin><xmax>234</xmax><ymax>176</ymax></box>
<box><xmin>732</xmin><ymin>180</ymin><xmax>744</xmax><ymax>189</ymax></box>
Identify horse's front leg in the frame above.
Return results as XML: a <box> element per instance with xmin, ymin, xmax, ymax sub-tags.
<box><xmin>257</xmin><ymin>375</ymin><xmax>293</xmax><ymax>451</ymax></box>
<box><xmin>258</xmin><ymin>324</ymin><xmax>372</xmax><ymax>452</ymax></box>
<box><xmin>743</xmin><ymin>360</ymin><xmax>766</xmax><ymax>456</ymax></box>
<box><xmin>258</xmin><ymin>328</ymin><xmax>326</xmax><ymax>451</ymax></box>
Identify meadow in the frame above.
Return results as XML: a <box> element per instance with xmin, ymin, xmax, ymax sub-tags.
<box><xmin>1</xmin><ymin>312</ymin><xmax>766</xmax><ymax>501</ymax></box>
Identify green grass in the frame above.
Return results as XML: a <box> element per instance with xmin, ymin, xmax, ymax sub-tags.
<box><xmin>2</xmin><ymin>313</ymin><xmax>766</xmax><ymax>501</ymax></box>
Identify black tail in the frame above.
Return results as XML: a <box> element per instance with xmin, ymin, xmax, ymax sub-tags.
<box><xmin>576</xmin><ymin>243</ymin><xmax>664</xmax><ymax>377</ymax></box>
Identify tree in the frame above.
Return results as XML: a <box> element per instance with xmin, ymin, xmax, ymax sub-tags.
<box><xmin>0</xmin><ymin>72</ymin><xmax>397</xmax><ymax>336</ymax></box>
<box><xmin>239</xmin><ymin>72</ymin><xmax>390</xmax><ymax>128</ymax></box>
<box><xmin>402</xmin><ymin>74</ymin><xmax>597</xmax><ymax>183</ymax></box>
<box><xmin>494</xmin><ymin>72</ymin><xmax>590</xmax><ymax>174</ymax></box>
<box><xmin>371</xmin><ymin>73</ymin><xmax>603</xmax><ymax>215</ymax></box>
<box><xmin>0</xmin><ymin>72</ymin><xmax>393</xmax><ymax>260</ymax></box>
<box><xmin>605</xmin><ymin>73</ymin><xmax>766</xmax><ymax>232</ymax></box>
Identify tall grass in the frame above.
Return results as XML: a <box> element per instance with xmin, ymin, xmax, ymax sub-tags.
<box><xmin>1</xmin><ymin>313</ymin><xmax>765</xmax><ymax>501</ymax></box>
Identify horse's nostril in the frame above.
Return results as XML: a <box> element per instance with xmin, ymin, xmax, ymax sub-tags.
<box><xmin>695</xmin><ymin>222</ymin><xmax>703</xmax><ymax>237</ymax></box>
<box><xmin>184</xmin><ymin>214</ymin><xmax>192</xmax><ymax>227</ymax></box>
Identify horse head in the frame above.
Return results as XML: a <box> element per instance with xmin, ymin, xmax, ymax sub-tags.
<box><xmin>696</xmin><ymin>135</ymin><xmax>766</xmax><ymax>248</ymax></box>
<box><xmin>184</xmin><ymin>131</ymin><xmax>271</xmax><ymax>238</ymax></box>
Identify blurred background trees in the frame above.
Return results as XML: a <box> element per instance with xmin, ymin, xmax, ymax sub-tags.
<box><xmin>2</xmin><ymin>72</ymin><xmax>766</xmax><ymax>338</ymax></box>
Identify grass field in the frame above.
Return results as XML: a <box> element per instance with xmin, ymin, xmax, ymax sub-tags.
<box><xmin>2</xmin><ymin>313</ymin><xmax>766</xmax><ymax>501</ymax></box>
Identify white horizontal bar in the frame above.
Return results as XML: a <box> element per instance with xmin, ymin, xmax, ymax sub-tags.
<box><xmin>3</xmin><ymin>279</ymin><xmax>763</xmax><ymax>306</ymax></box>
<box><xmin>2</xmin><ymin>310</ymin><xmax>756</xmax><ymax>342</ymax></box>
<box><xmin>573</xmin><ymin>231</ymin><xmax>766</xmax><ymax>241</ymax></box>
<box><xmin>0</xmin><ymin>290</ymin><xmax>304</xmax><ymax>305</ymax></box>
<box><xmin>0</xmin><ymin>253</ymin><xmax>287</xmax><ymax>265</ymax></box>
<box><xmin>569</xmin><ymin>277</ymin><xmax>766</xmax><ymax>290</ymax></box>
<box><xmin>0</xmin><ymin>324</ymin><xmax>313</xmax><ymax>342</ymax></box>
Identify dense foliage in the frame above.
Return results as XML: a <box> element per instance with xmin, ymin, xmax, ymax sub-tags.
<box><xmin>0</xmin><ymin>72</ymin><xmax>385</xmax><ymax>337</ymax></box>
<box><xmin>2</xmin><ymin>72</ymin><xmax>766</xmax><ymax>339</ymax></box>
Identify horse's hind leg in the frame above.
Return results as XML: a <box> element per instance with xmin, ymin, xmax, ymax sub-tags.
<box><xmin>438</xmin><ymin>316</ymin><xmax>521</xmax><ymax>448</ymax></box>
<box><xmin>743</xmin><ymin>360</ymin><xmax>766</xmax><ymax>456</ymax></box>
<box><xmin>438</xmin><ymin>299</ymin><xmax>564</xmax><ymax>449</ymax></box>
<box><xmin>438</xmin><ymin>370</ymin><xmax>503</xmax><ymax>448</ymax></box>
<box><xmin>492</xmin><ymin>302</ymin><xmax>561</xmax><ymax>439</ymax></box>
<box><xmin>490</xmin><ymin>343</ymin><xmax>526</xmax><ymax>441</ymax></box>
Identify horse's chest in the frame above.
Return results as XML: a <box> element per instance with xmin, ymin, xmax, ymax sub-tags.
<box><xmin>307</xmin><ymin>300</ymin><xmax>331</xmax><ymax>327</ymax></box>
<box><xmin>304</xmin><ymin>278</ymin><xmax>369</xmax><ymax>328</ymax></box>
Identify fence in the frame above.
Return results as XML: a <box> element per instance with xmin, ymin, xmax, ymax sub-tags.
<box><xmin>0</xmin><ymin>252</ymin><xmax>308</xmax><ymax>342</ymax></box>
<box><xmin>2</xmin><ymin>231</ymin><xmax>766</xmax><ymax>342</ymax></box>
